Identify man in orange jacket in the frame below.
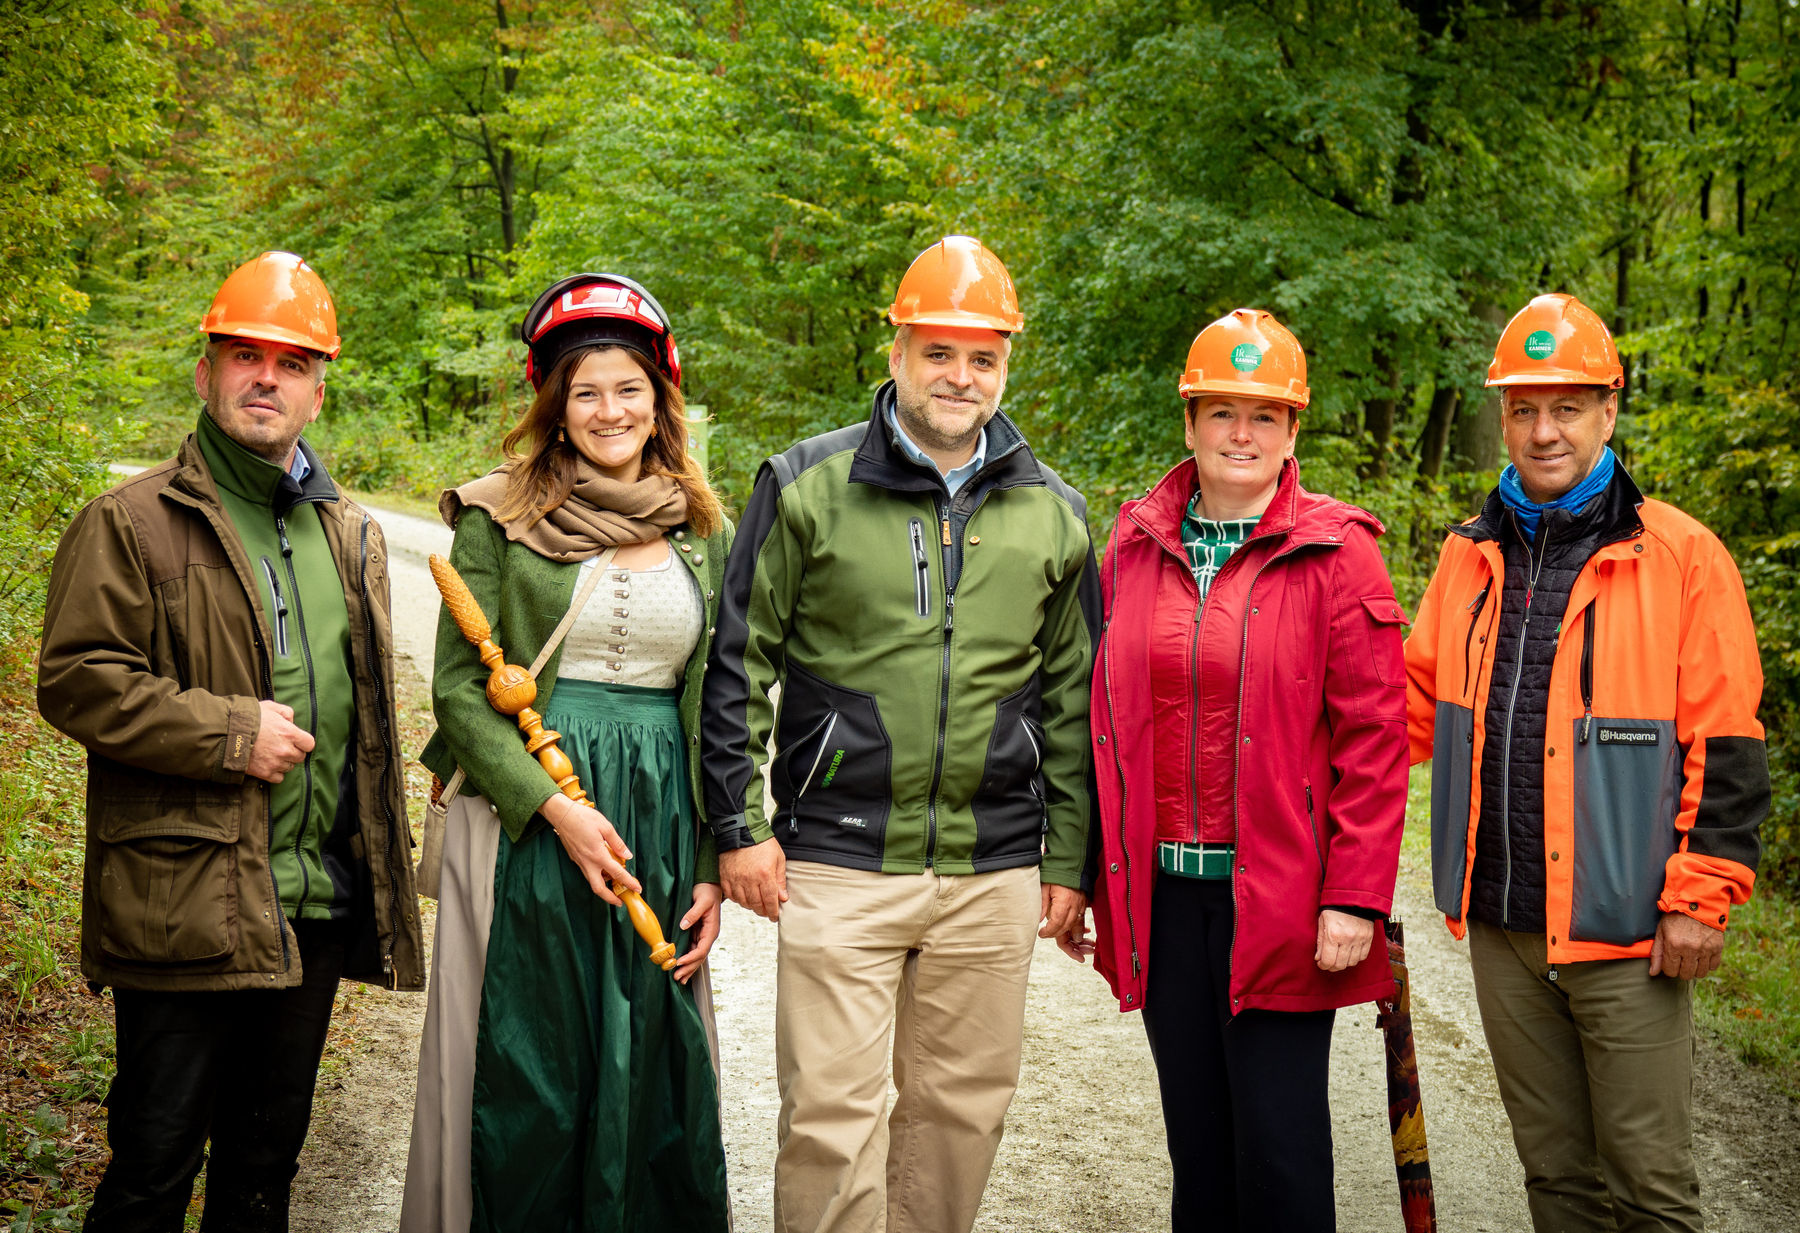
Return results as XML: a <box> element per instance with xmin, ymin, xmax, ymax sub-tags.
<box><xmin>1404</xmin><ymin>293</ymin><xmax>1768</xmax><ymax>1232</ymax></box>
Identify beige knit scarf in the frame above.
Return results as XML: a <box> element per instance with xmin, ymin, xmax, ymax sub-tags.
<box><xmin>440</xmin><ymin>459</ymin><xmax>688</xmax><ymax>562</ymax></box>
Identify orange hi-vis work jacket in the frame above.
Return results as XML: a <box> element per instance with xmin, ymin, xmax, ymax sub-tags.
<box><xmin>1404</xmin><ymin>476</ymin><xmax>1768</xmax><ymax>963</ymax></box>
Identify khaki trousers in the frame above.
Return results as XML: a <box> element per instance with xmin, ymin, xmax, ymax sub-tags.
<box><xmin>774</xmin><ymin>861</ymin><xmax>1040</xmax><ymax>1233</ymax></box>
<box><xmin>1469</xmin><ymin>922</ymin><xmax>1701</xmax><ymax>1233</ymax></box>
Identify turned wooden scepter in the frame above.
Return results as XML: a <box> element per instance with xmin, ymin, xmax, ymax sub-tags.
<box><xmin>429</xmin><ymin>553</ymin><xmax>679</xmax><ymax>971</ymax></box>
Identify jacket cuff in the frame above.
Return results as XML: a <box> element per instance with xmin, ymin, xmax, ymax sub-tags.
<box><xmin>1658</xmin><ymin>886</ymin><xmax>1735</xmax><ymax>931</ymax></box>
<box><xmin>1323</xmin><ymin>903</ymin><xmax>1387</xmax><ymax>922</ymax></box>
<box><xmin>216</xmin><ymin>696</ymin><xmax>260</xmax><ymax>782</ymax></box>
<box><xmin>710</xmin><ymin>812</ymin><xmax>765</xmax><ymax>851</ymax></box>
<box><xmin>696</xmin><ymin>829</ymin><xmax>720</xmax><ymax>884</ymax></box>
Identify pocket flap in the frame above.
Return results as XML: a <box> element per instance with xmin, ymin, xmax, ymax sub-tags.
<box><xmin>1361</xmin><ymin>595</ymin><xmax>1411</xmax><ymax>626</ymax></box>
<box><xmin>95</xmin><ymin>787</ymin><xmax>242</xmax><ymax>846</ymax></box>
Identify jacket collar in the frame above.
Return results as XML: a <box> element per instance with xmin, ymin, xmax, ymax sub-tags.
<box><xmin>847</xmin><ymin>380</ymin><xmax>1040</xmax><ymax>496</ymax></box>
<box><xmin>1455</xmin><ymin>461</ymin><xmax>1645</xmax><ymax>546</ymax></box>
<box><xmin>192</xmin><ymin>410</ymin><xmax>338</xmax><ymax>513</ymax></box>
<box><xmin>1125</xmin><ymin>456</ymin><xmax>1372</xmax><ymax>559</ymax></box>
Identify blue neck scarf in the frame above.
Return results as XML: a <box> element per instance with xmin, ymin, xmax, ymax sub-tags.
<box><xmin>1499</xmin><ymin>446</ymin><xmax>1616</xmax><ymax>542</ymax></box>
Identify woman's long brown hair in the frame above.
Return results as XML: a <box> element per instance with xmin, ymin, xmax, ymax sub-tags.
<box><xmin>494</xmin><ymin>344</ymin><xmax>724</xmax><ymax>538</ymax></box>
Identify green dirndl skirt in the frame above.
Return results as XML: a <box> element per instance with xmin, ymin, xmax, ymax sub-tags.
<box><xmin>469</xmin><ymin>680</ymin><xmax>730</xmax><ymax>1233</ymax></box>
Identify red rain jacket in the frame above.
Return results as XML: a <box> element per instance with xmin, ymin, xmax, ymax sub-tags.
<box><xmin>1090</xmin><ymin>458</ymin><xmax>1408</xmax><ymax>1014</ymax></box>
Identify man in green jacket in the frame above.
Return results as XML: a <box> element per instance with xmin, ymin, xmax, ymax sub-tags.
<box><xmin>701</xmin><ymin>236</ymin><xmax>1100</xmax><ymax>1233</ymax></box>
<box><xmin>37</xmin><ymin>252</ymin><xmax>423</xmax><ymax>1233</ymax></box>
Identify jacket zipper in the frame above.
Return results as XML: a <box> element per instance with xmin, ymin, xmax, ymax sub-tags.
<box><xmin>1227</xmin><ymin>551</ymin><xmax>1280</xmax><ymax>1012</ymax></box>
<box><xmin>1021</xmin><ymin>717</ymin><xmax>1047</xmax><ymax>830</ymax></box>
<box><xmin>922</xmin><ymin>497</ymin><xmax>955</xmax><ymax>866</ymax></box>
<box><xmin>1188</xmin><ymin>575</ymin><xmax>1218</xmax><ymax>842</ymax></box>
<box><xmin>261</xmin><ymin>558</ymin><xmax>290</xmax><ymax>657</ymax></box>
<box><xmin>1578</xmin><ymin>598</ymin><xmax>1597</xmax><ymax>744</ymax></box>
<box><xmin>1462</xmin><ymin>580</ymin><xmax>1492</xmax><ymax>701</ymax></box>
<box><xmin>358</xmin><ymin>517</ymin><xmax>403</xmax><ymax>986</ymax></box>
<box><xmin>1102</xmin><ymin>545</ymin><xmax>1142</xmax><ymax>983</ymax></box>
<box><xmin>276</xmin><ymin>514</ymin><xmax>317</xmax><ymax>914</ymax></box>
<box><xmin>795</xmin><ymin>713</ymin><xmax>839</xmax><ymax>799</ymax></box>
<box><xmin>1498</xmin><ymin>512</ymin><xmax>1552</xmax><ymax>929</ymax></box>
<box><xmin>909</xmin><ymin>518</ymin><xmax>931</xmax><ymax>617</ymax></box>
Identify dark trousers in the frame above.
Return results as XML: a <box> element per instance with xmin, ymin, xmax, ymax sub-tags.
<box><xmin>84</xmin><ymin>919</ymin><xmax>350</xmax><ymax>1233</ymax></box>
<box><xmin>1141</xmin><ymin>875</ymin><xmax>1337</xmax><ymax>1233</ymax></box>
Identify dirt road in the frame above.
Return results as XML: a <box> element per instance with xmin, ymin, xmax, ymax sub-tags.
<box><xmin>291</xmin><ymin>500</ymin><xmax>1800</xmax><ymax>1232</ymax></box>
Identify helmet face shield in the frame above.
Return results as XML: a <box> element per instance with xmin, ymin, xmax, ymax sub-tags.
<box><xmin>521</xmin><ymin>273</ymin><xmax>681</xmax><ymax>388</ymax></box>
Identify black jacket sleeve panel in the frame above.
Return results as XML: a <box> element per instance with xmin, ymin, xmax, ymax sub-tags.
<box><xmin>700</xmin><ymin>463</ymin><xmax>790</xmax><ymax>848</ymax></box>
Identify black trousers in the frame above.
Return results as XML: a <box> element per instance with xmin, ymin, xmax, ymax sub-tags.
<box><xmin>1141</xmin><ymin>875</ymin><xmax>1337</xmax><ymax>1233</ymax></box>
<box><xmin>84</xmin><ymin>919</ymin><xmax>350</xmax><ymax>1233</ymax></box>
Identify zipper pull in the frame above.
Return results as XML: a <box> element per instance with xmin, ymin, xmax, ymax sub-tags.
<box><xmin>941</xmin><ymin>517</ymin><xmax>952</xmax><ymax>547</ymax></box>
<box><xmin>276</xmin><ymin>515</ymin><xmax>293</xmax><ymax>558</ymax></box>
<box><xmin>944</xmin><ymin>592</ymin><xmax>955</xmax><ymax>635</ymax></box>
<box><xmin>1581</xmin><ymin>710</ymin><xmax>1592</xmax><ymax>744</ymax></box>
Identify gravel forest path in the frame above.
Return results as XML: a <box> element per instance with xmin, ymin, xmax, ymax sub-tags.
<box><xmin>288</xmin><ymin>500</ymin><xmax>1800</xmax><ymax>1232</ymax></box>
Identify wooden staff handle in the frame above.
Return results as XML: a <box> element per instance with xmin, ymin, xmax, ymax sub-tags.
<box><xmin>430</xmin><ymin>553</ymin><xmax>679</xmax><ymax>971</ymax></box>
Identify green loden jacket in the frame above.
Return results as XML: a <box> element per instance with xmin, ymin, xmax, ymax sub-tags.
<box><xmin>700</xmin><ymin>381</ymin><xmax>1101</xmax><ymax>889</ymax></box>
<box><xmin>419</xmin><ymin>506</ymin><xmax>733</xmax><ymax>882</ymax></box>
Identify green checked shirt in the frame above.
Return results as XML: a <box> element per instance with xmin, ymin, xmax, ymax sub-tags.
<box><xmin>1158</xmin><ymin>495</ymin><xmax>1258</xmax><ymax>881</ymax></box>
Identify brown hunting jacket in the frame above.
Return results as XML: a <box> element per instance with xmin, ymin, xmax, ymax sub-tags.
<box><xmin>37</xmin><ymin>435</ymin><xmax>425</xmax><ymax>993</ymax></box>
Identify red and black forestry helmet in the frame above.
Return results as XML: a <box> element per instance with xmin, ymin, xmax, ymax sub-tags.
<box><xmin>519</xmin><ymin>272</ymin><xmax>681</xmax><ymax>390</ymax></box>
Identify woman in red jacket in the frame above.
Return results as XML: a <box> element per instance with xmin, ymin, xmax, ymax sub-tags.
<box><xmin>1087</xmin><ymin>309</ymin><xmax>1409</xmax><ymax>1231</ymax></box>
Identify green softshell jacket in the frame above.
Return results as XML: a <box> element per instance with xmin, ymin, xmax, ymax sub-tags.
<box><xmin>701</xmin><ymin>382</ymin><xmax>1102</xmax><ymax>888</ymax></box>
<box><xmin>419</xmin><ymin>506</ymin><xmax>733</xmax><ymax>883</ymax></box>
<box><xmin>37</xmin><ymin>430</ymin><xmax>425</xmax><ymax>993</ymax></box>
<box><xmin>196</xmin><ymin>412</ymin><xmax>358</xmax><ymax>922</ymax></box>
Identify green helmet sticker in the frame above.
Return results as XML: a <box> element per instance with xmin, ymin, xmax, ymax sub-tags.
<box><xmin>1230</xmin><ymin>343</ymin><xmax>1263</xmax><ymax>373</ymax></box>
<box><xmin>1523</xmin><ymin>329</ymin><xmax>1557</xmax><ymax>361</ymax></box>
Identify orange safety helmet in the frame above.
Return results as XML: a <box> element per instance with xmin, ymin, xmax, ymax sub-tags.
<box><xmin>1178</xmin><ymin>309</ymin><xmax>1310</xmax><ymax>409</ymax></box>
<box><xmin>1485</xmin><ymin>293</ymin><xmax>1623</xmax><ymax>389</ymax></box>
<box><xmin>199</xmin><ymin>251</ymin><xmax>341</xmax><ymax>360</ymax></box>
<box><xmin>886</xmin><ymin>235</ymin><xmax>1025</xmax><ymax>334</ymax></box>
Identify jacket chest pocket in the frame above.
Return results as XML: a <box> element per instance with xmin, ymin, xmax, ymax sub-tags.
<box><xmin>1569</xmin><ymin>717</ymin><xmax>1680</xmax><ymax>945</ymax></box>
<box><xmin>93</xmin><ymin>784</ymin><xmax>242</xmax><ymax>965</ymax></box>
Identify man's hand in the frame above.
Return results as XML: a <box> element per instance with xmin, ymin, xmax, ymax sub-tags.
<box><xmin>720</xmin><ymin>838</ymin><xmax>787</xmax><ymax>922</ymax></box>
<box><xmin>1314</xmin><ymin>909</ymin><xmax>1375</xmax><ymax>973</ymax></box>
<box><xmin>673</xmin><ymin>882</ymin><xmax>723</xmax><ymax>985</ymax></box>
<box><xmin>246</xmin><ymin>700</ymin><xmax>315</xmax><ymax>783</ymax></box>
<box><xmin>540</xmin><ymin>793</ymin><xmax>641</xmax><ymax>906</ymax></box>
<box><xmin>1040</xmin><ymin>884</ymin><xmax>1091</xmax><ymax>961</ymax></box>
<box><xmin>1649</xmin><ymin>911</ymin><xmax>1725</xmax><ymax>980</ymax></box>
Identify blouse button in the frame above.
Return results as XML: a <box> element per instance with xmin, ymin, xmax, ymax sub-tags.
<box><xmin>681</xmin><ymin>543</ymin><xmax>693</xmax><ymax>554</ymax></box>
<box><xmin>694</xmin><ymin>554</ymin><xmax>704</xmax><ymax>565</ymax></box>
<box><xmin>674</xmin><ymin>530</ymin><xmax>686</xmax><ymax>541</ymax></box>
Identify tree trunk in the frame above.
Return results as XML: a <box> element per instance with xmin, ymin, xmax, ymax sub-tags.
<box><xmin>1418</xmin><ymin>384</ymin><xmax>1460</xmax><ymax>479</ymax></box>
<box><xmin>1362</xmin><ymin>346</ymin><xmax>1400</xmax><ymax>479</ymax></box>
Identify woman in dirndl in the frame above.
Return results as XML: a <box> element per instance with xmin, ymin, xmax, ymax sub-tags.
<box><xmin>401</xmin><ymin>272</ymin><xmax>733</xmax><ymax>1233</ymax></box>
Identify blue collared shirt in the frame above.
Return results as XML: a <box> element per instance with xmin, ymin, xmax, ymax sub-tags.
<box><xmin>886</xmin><ymin>406</ymin><xmax>988</xmax><ymax>497</ymax></box>
<box><xmin>288</xmin><ymin>444</ymin><xmax>311</xmax><ymax>483</ymax></box>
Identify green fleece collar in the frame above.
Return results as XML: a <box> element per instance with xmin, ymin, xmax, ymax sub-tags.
<box><xmin>194</xmin><ymin>410</ymin><xmax>336</xmax><ymax>511</ymax></box>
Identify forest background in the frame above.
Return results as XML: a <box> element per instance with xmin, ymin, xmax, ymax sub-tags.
<box><xmin>1</xmin><ymin>0</ymin><xmax>1797</xmax><ymax>1220</ymax></box>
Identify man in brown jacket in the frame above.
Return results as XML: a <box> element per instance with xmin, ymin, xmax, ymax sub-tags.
<box><xmin>37</xmin><ymin>252</ymin><xmax>423</xmax><ymax>1233</ymax></box>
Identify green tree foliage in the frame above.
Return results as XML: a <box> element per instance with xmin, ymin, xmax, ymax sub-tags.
<box><xmin>0</xmin><ymin>1</ymin><xmax>171</xmax><ymax>655</ymax></box>
<box><xmin>5</xmin><ymin>0</ymin><xmax>1797</xmax><ymax>885</ymax></box>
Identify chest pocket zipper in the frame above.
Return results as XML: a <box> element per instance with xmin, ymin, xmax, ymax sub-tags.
<box><xmin>909</xmin><ymin>518</ymin><xmax>931</xmax><ymax>617</ymax></box>
<box><xmin>261</xmin><ymin>557</ymin><xmax>290</xmax><ymax>657</ymax></box>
